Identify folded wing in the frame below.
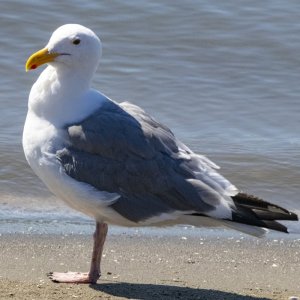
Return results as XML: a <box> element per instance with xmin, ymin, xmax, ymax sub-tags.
<box><xmin>57</xmin><ymin>100</ymin><xmax>237</xmax><ymax>223</ymax></box>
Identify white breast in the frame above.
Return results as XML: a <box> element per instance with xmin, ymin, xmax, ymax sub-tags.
<box><xmin>22</xmin><ymin>110</ymin><xmax>134</xmax><ymax>225</ymax></box>
<box><xmin>22</xmin><ymin>64</ymin><xmax>133</xmax><ymax>225</ymax></box>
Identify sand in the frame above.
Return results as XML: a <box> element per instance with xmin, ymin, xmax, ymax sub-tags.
<box><xmin>0</xmin><ymin>232</ymin><xmax>299</xmax><ymax>299</ymax></box>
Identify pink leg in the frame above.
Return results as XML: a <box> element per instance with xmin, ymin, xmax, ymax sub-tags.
<box><xmin>48</xmin><ymin>222</ymin><xmax>108</xmax><ymax>284</ymax></box>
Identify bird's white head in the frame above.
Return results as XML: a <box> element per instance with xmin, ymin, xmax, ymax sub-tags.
<box><xmin>26</xmin><ymin>24</ymin><xmax>102</xmax><ymax>75</ymax></box>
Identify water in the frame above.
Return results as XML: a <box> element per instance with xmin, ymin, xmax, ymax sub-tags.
<box><xmin>0</xmin><ymin>0</ymin><xmax>299</xmax><ymax>235</ymax></box>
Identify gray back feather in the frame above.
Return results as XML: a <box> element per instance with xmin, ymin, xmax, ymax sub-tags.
<box><xmin>57</xmin><ymin>100</ymin><xmax>233</xmax><ymax>222</ymax></box>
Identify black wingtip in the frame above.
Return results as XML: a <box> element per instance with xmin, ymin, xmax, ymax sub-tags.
<box><xmin>231</xmin><ymin>193</ymin><xmax>298</xmax><ymax>234</ymax></box>
<box><xmin>289</xmin><ymin>211</ymin><xmax>299</xmax><ymax>221</ymax></box>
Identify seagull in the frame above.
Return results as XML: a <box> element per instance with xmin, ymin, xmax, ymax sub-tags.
<box><xmin>24</xmin><ymin>24</ymin><xmax>298</xmax><ymax>284</ymax></box>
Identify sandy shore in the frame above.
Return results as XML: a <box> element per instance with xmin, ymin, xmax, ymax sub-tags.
<box><xmin>0</xmin><ymin>232</ymin><xmax>299</xmax><ymax>299</ymax></box>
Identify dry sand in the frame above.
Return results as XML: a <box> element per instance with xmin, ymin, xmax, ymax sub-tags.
<box><xmin>0</xmin><ymin>232</ymin><xmax>299</xmax><ymax>299</ymax></box>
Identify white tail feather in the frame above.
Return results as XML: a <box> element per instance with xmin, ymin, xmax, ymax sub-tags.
<box><xmin>222</xmin><ymin>220</ymin><xmax>268</xmax><ymax>238</ymax></box>
<box><xmin>179</xmin><ymin>215</ymin><xmax>268</xmax><ymax>238</ymax></box>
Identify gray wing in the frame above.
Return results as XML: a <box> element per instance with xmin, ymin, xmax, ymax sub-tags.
<box><xmin>57</xmin><ymin>100</ymin><xmax>237</xmax><ymax>223</ymax></box>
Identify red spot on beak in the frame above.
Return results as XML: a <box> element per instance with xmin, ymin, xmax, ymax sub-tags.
<box><xmin>31</xmin><ymin>64</ymin><xmax>37</xmax><ymax>70</ymax></box>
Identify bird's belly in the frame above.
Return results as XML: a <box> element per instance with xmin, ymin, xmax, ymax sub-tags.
<box><xmin>32</xmin><ymin>149</ymin><xmax>127</xmax><ymax>222</ymax></box>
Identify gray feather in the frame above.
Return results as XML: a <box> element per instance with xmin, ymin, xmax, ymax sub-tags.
<box><xmin>57</xmin><ymin>100</ymin><xmax>230</xmax><ymax>222</ymax></box>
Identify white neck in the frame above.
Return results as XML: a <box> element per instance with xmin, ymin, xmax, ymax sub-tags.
<box><xmin>28</xmin><ymin>64</ymin><xmax>97</xmax><ymax>127</ymax></box>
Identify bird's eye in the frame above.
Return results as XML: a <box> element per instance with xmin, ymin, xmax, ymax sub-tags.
<box><xmin>72</xmin><ymin>38</ymin><xmax>81</xmax><ymax>45</ymax></box>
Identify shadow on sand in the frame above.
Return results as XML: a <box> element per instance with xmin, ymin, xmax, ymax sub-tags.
<box><xmin>90</xmin><ymin>282</ymin><xmax>271</xmax><ymax>300</ymax></box>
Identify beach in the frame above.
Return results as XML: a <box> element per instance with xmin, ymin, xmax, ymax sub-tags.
<box><xmin>0</xmin><ymin>232</ymin><xmax>299</xmax><ymax>299</ymax></box>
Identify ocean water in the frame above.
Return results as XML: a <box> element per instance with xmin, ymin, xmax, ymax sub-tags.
<box><xmin>0</xmin><ymin>0</ymin><xmax>299</xmax><ymax>235</ymax></box>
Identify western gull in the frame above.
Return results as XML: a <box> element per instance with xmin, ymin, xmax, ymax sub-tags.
<box><xmin>23</xmin><ymin>24</ymin><xmax>298</xmax><ymax>284</ymax></box>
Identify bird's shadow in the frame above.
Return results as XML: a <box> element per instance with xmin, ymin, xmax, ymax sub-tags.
<box><xmin>89</xmin><ymin>282</ymin><xmax>271</xmax><ymax>300</ymax></box>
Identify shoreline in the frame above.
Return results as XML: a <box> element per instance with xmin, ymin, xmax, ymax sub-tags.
<box><xmin>0</xmin><ymin>233</ymin><xmax>299</xmax><ymax>299</ymax></box>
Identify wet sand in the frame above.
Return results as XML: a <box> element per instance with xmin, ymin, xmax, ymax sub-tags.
<box><xmin>0</xmin><ymin>233</ymin><xmax>299</xmax><ymax>299</ymax></box>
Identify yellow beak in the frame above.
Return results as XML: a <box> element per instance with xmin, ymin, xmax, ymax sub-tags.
<box><xmin>25</xmin><ymin>48</ymin><xmax>60</xmax><ymax>72</ymax></box>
